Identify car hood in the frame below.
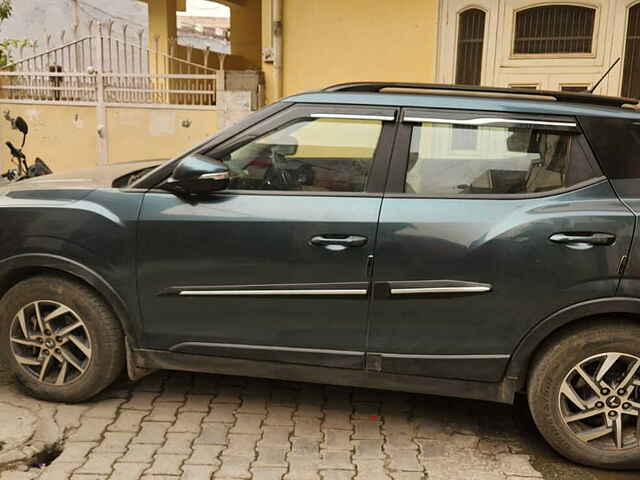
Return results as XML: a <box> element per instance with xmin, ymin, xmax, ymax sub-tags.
<box><xmin>0</xmin><ymin>160</ymin><xmax>164</xmax><ymax>193</ymax></box>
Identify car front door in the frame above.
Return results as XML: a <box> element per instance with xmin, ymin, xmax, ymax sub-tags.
<box><xmin>366</xmin><ymin>108</ymin><xmax>635</xmax><ymax>382</ymax></box>
<box><xmin>136</xmin><ymin>104</ymin><xmax>397</xmax><ymax>369</ymax></box>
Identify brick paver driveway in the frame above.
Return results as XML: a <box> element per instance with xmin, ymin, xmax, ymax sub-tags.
<box><xmin>0</xmin><ymin>368</ymin><xmax>552</xmax><ymax>480</ymax></box>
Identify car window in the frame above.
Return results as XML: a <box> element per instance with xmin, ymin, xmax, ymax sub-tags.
<box><xmin>221</xmin><ymin>117</ymin><xmax>383</xmax><ymax>192</ymax></box>
<box><xmin>405</xmin><ymin>121</ymin><xmax>597</xmax><ymax>195</ymax></box>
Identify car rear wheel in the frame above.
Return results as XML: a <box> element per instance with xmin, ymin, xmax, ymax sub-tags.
<box><xmin>528</xmin><ymin>321</ymin><xmax>640</xmax><ymax>469</ymax></box>
<box><xmin>0</xmin><ymin>275</ymin><xmax>125</xmax><ymax>402</ymax></box>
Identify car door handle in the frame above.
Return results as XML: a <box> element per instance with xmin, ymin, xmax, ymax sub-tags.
<box><xmin>549</xmin><ymin>233</ymin><xmax>616</xmax><ymax>246</ymax></box>
<box><xmin>310</xmin><ymin>235</ymin><xmax>368</xmax><ymax>250</ymax></box>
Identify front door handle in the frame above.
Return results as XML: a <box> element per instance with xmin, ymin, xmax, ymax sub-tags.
<box><xmin>549</xmin><ymin>232</ymin><xmax>616</xmax><ymax>246</ymax></box>
<box><xmin>310</xmin><ymin>235</ymin><xmax>368</xmax><ymax>251</ymax></box>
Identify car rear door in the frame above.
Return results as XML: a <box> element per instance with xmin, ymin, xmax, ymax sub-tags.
<box><xmin>136</xmin><ymin>104</ymin><xmax>397</xmax><ymax>369</ymax></box>
<box><xmin>366</xmin><ymin>108</ymin><xmax>635</xmax><ymax>382</ymax></box>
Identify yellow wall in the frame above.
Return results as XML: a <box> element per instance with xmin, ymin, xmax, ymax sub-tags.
<box><xmin>262</xmin><ymin>0</ymin><xmax>440</xmax><ymax>103</ymax></box>
<box><xmin>0</xmin><ymin>103</ymin><xmax>219</xmax><ymax>173</ymax></box>
<box><xmin>0</xmin><ymin>103</ymin><xmax>98</xmax><ymax>173</ymax></box>
<box><xmin>107</xmin><ymin>107</ymin><xmax>218</xmax><ymax>164</ymax></box>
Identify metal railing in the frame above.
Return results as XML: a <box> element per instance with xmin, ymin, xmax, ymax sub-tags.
<box><xmin>0</xmin><ymin>22</ymin><xmax>226</xmax><ymax>106</ymax></box>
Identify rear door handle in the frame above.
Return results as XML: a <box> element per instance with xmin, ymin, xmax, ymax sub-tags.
<box><xmin>549</xmin><ymin>233</ymin><xmax>616</xmax><ymax>246</ymax></box>
<box><xmin>310</xmin><ymin>235</ymin><xmax>368</xmax><ymax>251</ymax></box>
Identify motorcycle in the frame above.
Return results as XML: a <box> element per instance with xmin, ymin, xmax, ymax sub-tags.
<box><xmin>1</xmin><ymin>116</ymin><xmax>52</xmax><ymax>185</ymax></box>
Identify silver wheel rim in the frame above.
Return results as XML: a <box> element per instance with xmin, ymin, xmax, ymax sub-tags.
<box><xmin>559</xmin><ymin>352</ymin><xmax>640</xmax><ymax>450</ymax></box>
<box><xmin>9</xmin><ymin>300</ymin><xmax>92</xmax><ymax>386</ymax></box>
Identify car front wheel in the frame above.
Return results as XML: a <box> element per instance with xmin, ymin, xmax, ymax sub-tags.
<box><xmin>0</xmin><ymin>275</ymin><xmax>125</xmax><ymax>402</ymax></box>
<box><xmin>528</xmin><ymin>321</ymin><xmax>640</xmax><ymax>469</ymax></box>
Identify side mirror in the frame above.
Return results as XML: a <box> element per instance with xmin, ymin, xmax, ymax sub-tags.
<box><xmin>165</xmin><ymin>154</ymin><xmax>230</xmax><ymax>195</ymax></box>
<box><xmin>14</xmin><ymin>116</ymin><xmax>28</xmax><ymax>136</ymax></box>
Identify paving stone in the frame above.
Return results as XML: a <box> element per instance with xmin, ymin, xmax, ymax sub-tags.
<box><xmin>108</xmin><ymin>410</ymin><xmax>148</xmax><ymax>433</ymax></box>
<box><xmin>132</xmin><ymin>374</ymin><xmax>165</xmax><ymax>393</ymax></box>
<box><xmin>169</xmin><ymin>412</ymin><xmax>206</xmax><ymax>433</ymax></box>
<box><xmin>354</xmin><ymin>458</ymin><xmax>390</xmax><ymax>479</ymax></box>
<box><xmin>110</xmin><ymin>462</ymin><xmax>150</xmax><ymax>480</ymax></box>
<box><xmin>121</xmin><ymin>393</ymin><xmax>159</xmax><ymax>411</ymax></box>
<box><xmin>75</xmin><ymin>453</ymin><xmax>120</xmax><ymax>475</ymax></box>
<box><xmin>323</xmin><ymin>430</ymin><xmax>351</xmax><ymax>451</ymax></box>
<box><xmin>157</xmin><ymin>432</ymin><xmax>197</xmax><ymax>455</ymax></box>
<box><xmin>55</xmin><ymin>405</ymin><xmax>91</xmax><ymax>431</ymax></box>
<box><xmin>0</xmin><ymin>471</ymin><xmax>39</xmax><ymax>480</ymax></box>
<box><xmin>146</xmin><ymin>402</ymin><xmax>180</xmax><ymax>423</ymax></box>
<box><xmin>70</xmin><ymin>475</ymin><xmax>108</xmax><ymax>480</ymax></box>
<box><xmin>221</xmin><ymin>434</ymin><xmax>259</xmax><ymax>457</ymax></box>
<box><xmin>140</xmin><ymin>475</ymin><xmax>177</xmax><ymax>480</ymax></box>
<box><xmin>384</xmin><ymin>434</ymin><xmax>417</xmax><ymax>452</ymax></box>
<box><xmin>181</xmin><ymin>465</ymin><xmax>217</xmax><ymax>479</ymax></box>
<box><xmin>290</xmin><ymin>437</ymin><xmax>320</xmax><ymax>456</ymax></box>
<box><xmin>94</xmin><ymin>432</ymin><xmax>134</xmax><ymax>454</ymax></box>
<box><xmin>353</xmin><ymin>439</ymin><xmax>383</xmax><ymax>458</ymax></box>
<box><xmin>181</xmin><ymin>394</ymin><xmax>212</xmax><ymax>412</ymax></box>
<box><xmin>253</xmin><ymin>447</ymin><xmax>288</xmax><ymax>468</ymax></box>
<box><xmin>237</xmin><ymin>395</ymin><xmax>267</xmax><ymax>414</ymax></box>
<box><xmin>185</xmin><ymin>445</ymin><xmax>224</xmax><ymax>466</ymax></box>
<box><xmin>295</xmin><ymin>402</ymin><xmax>323</xmax><ymax>418</ymax></box>
<box><xmin>216</xmin><ymin>455</ymin><xmax>252</xmax><ymax>478</ymax></box>
<box><xmin>497</xmin><ymin>454</ymin><xmax>542</xmax><ymax>478</ymax></box>
<box><xmin>415</xmin><ymin>439</ymin><xmax>447</xmax><ymax>459</ymax></box>
<box><xmin>212</xmin><ymin>387</ymin><xmax>242</xmax><ymax>405</ymax></box>
<box><xmin>319</xmin><ymin>451</ymin><xmax>354</xmax><ymax>470</ymax></box>
<box><xmin>204</xmin><ymin>404</ymin><xmax>237</xmax><ymax>424</ymax></box>
<box><xmin>118</xmin><ymin>444</ymin><xmax>159</xmax><ymax>464</ymax></box>
<box><xmin>67</xmin><ymin>418</ymin><xmax>112</xmax><ymax>443</ymax></box>
<box><xmin>264</xmin><ymin>406</ymin><xmax>294</xmax><ymax>427</ymax></box>
<box><xmin>259</xmin><ymin>425</ymin><xmax>291</xmax><ymax>448</ymax></box>
<box><xmin>131</xmin><ymin>422</ymin><xmax>171</xmax><ymax>445</ymax></box>
<box><xmin>352</xmin><ymin>420</ymin><xmax>382</xmax><ymax>440</ymax></box>
<box><xmin>320</xmin><ymin>471</ymin><xmax>355</xmax><ymax>480</ymax></box>
<box><xmin>83</xmin><ymin>399</ymin><xmax>125</xmax><ymax>420</ymax></box>
<box><xmin>195</xmin><ymin>423</ymin><xmax>229</xmax><ymax>445</ymax></box>
<box><xmin>325</xmin><ymin>391</ymin><xmax>352</xmax><ymax>410</ymax></box>
<box><xmin>285</xmin><ymin>455</ymin><xmax>321</xmax><ymax>480</ymax></box>
<box><xmin>53</xmin><ymin>442</ymin><xmax>97</xmax><ymax>463</ymax></box>
<box><xmin>145</xmin><ymin>454</ymin><xmax>188</xmax><ymax>475</ymax></box>
<box><xmin>323</xmin><ymin>411</ymin><xmax>353</xmax><ymax>431</ymax></box>
<box><xmin>230</xmin><ymin>413</ymin><xmax>263</xmax><ymax>434</ymax></box>
<box><xmin>414</xmin><ymin>417</ymin><xmax>447</xmax><ymax>439</ymax></box>
<box><xmin>39</xmin><ymin>461</ymin><xmax>83</xmax><ymax>480</ymax></box>
<box><xmin>387</xmin><ymin>450</ymin><xmax>422</xmax><ymax>472</ymax></box>
<box><xmin>251</xmin><ymin>467</ymin><xmax>287</xmax><ymax>480</ymax></box>
<box><xmin>389</xmin><ymin>473</ymin><xmax>426</xmax><ymax>480</ymax></box>
<box><xmin>294</xmin><ymin>417</ymin><xmax>322</xmax><ymax>439</ymax></box>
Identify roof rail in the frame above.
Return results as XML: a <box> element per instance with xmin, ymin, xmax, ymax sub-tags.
<box><xmin>323</xmin><ymin>82</ymin><xmax>639</xmax><ymax>108</ymax></box>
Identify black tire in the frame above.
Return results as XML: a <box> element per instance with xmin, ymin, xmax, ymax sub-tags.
<box><xmin>0</xmin><ymin>274</ymin><xmax>125</xmax><ymax>402</ymax></box>
<box><xmin>528</xmin><ymin>320</ymin><xmax>640</xmax><ymax>469</ymax></box>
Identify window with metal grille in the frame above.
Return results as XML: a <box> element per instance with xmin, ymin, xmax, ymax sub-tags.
<box><xmin>455</xmin><ymin>9</ymin><xmax>486</xmax><ymax>85</ymax></box>
<box><xmin>514</xmin><ymin>5</ymin><xmax>596</xmax><ymax>55</ymax></box>
<box><xmin>622</xmin><ymin>4</ymin><xmax>640</xmax><ymax>99</ymax></box>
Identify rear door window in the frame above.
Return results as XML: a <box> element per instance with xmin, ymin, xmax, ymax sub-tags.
<box><xmin>401</xmin><ymin>111</ymin><xmax>600</xmax><ymax>196</ymax></box>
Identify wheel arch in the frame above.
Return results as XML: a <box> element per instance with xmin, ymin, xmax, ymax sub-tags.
<box><xmin>506</xmin><ymin>297</ymin><xmax>640</xmax><ymax>390</ymax></box>
<box><xmin>0</xmin><ymin>253</ymin><xmax>135</xmax><ymax>340</ymax></box>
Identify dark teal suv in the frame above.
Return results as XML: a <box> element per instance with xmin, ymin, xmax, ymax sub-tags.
<box><xmin>2</xmin><ymin>83</ymin><xmax>640</xmax><ymax>469</ymax></box>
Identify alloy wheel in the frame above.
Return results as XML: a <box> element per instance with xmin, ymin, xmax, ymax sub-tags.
<box><xmin>9</xmin><ymin>300</ymin><xmax>92</xmax><ymax>386</ymax></box>
<box><xmin>559</xmin><ymin>352</ymin><xmax>640</xmax><ymax>450</ymax></box>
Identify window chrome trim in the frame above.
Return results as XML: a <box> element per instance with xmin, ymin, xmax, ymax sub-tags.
<box><xmin>310</xmin><ymin>113</ymin><xmax>396</xmax><ymax>122</ymax></box>
<box><xmin>178</xmin><ymin>289</ymin><xmax>368</xmax><ymax>296</ymax></box>
<box><xmin>390</xmin><ymin>286</ymin><xmax>491</xmax><ymax>295</ymax></box>
<box><xmin>402</xmin><ymin>116</ymin><xmax>577</xmax><ymax>128</ymax></box>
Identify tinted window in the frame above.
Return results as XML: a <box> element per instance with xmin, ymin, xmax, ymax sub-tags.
<box><xmin>221</xmin><ymin>118</ymin><xmax>382</xmax><ymax>192</ymax></box>
<box><xmin>405</xmin><ymin>122</ymin><xmax>597</xmax><ymax>195</ymax></box>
